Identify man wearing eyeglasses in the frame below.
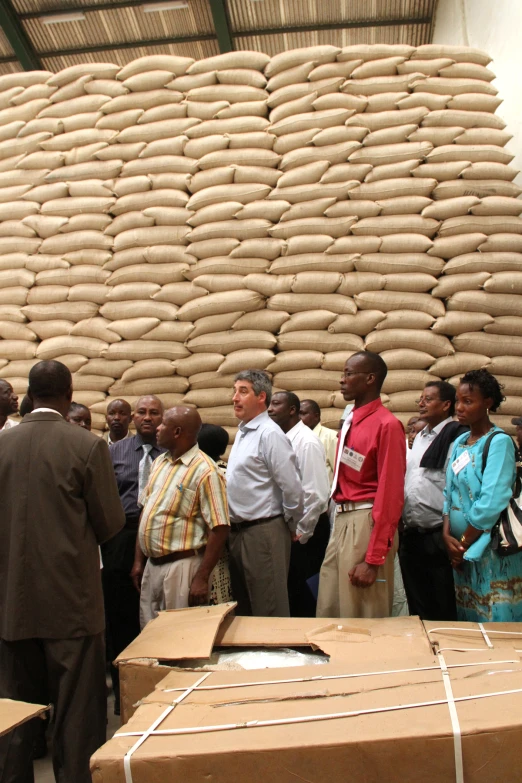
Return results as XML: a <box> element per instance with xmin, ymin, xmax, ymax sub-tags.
<box><xmin>400</xmin><ymin>381</ymin><xmax>465</xmax><ymax>621</ymax></box>
<box><xmin>317</xmin><ymin>351</ymin><xmax>406</xmax><ymax>619</ymax></box>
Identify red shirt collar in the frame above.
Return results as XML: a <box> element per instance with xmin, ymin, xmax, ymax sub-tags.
<box><xmin>352</xmin><ymin>397</ymin><xmax>383</xmax><ymax>425</ymax></box>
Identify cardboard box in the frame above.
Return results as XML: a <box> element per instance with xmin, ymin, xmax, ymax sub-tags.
<box><xmin>92</xmin><ymin>615</ymin><xmax>522</xmax><ymax>783</ymax></box>
<box><xmin>0</xmin><ymin>699</ymin><xmax>48</xmax><ymax>738</ymax></box>
<box><xmin>115</xmin><ymin>603</ymin><xmax>431</xmax><ymax>724</ymax></box>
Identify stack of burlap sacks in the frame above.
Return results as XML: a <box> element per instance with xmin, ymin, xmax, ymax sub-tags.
<box><xmin>0</xmin><ymin>44</ymin><xmax>520</xmax><ymax>440</ymax></box>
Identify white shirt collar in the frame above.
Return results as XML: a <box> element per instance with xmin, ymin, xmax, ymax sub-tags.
<box><xmin>420</xmin><ymin>417</ymin><xmax>453</xmax><ymax>438</ymax></box>
<box><xmin>31</xmin><ymin>407</ymin><xmax>63</xmax><ymax>417</ymax></box>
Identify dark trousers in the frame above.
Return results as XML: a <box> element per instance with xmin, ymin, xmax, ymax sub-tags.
<box><xmin>288</xmin><ymin>512</ymin><xmax>331</xmax><ymax>617</ymax></box>
<box><xmin>399</xmin><ymin>527</ymin><xmax>457</xmax><ymax>621</ymax></box>
<box><xmin>101</xmin><ymin>523</ymin><xmax>141</xmax><ymax>707</ymax></box>
<box><xmin>0</xmin><ymin>632</ymin><xmax>106</xmax><ymax>783</ymax></box>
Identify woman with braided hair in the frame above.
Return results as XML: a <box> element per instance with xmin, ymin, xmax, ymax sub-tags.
<box><xmin>443</xmin><ymin>368</ymin><xmax>522</xmax><ymax>622</ymax></box>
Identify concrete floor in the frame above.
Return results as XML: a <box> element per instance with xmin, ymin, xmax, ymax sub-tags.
<box><xmin>34</xmin><ymin>694</ymin><xmax>121</xmax><ymax>783</ymax></box>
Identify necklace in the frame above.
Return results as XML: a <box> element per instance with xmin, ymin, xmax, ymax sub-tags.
<box><xmin>466</xmin><ymin>426</ymin><xmax>494</xmax><ymax>446</ymax></box>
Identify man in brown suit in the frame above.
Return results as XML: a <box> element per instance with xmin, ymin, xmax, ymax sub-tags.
<box><xmin>0</xmin><ymin>360</ymin><xmax>125</xmax><ymax>783</ymax></box>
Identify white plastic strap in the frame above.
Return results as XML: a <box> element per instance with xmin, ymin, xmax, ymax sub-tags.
<box><xmin>428</xmin><ymin>625</ymin><xmax>522</xmax><ymax>637</ymax></box>
<box><xmin>121</xmin><ymin>672</ymin><xmax>211</xmax><ymax>783</ymax></box>
<box><xmin>478</xmin><ymin>623</ymin><xmax>493</xmax><ymax>649</ymax></box>
<box><xmin>438</xmin><ymin>652</ymin><xmax>464</xmax><ymax>783</ymax></box>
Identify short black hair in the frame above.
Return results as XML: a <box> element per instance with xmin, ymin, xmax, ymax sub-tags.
<box><xmin>19</xmin><ymin>394</ymin><xmax>33</xmax><ymax>417</ymax></box>
<box><xmin>460</xmin><ymin>369</ymin><xmax>505</xmax><ymax>413</ymax></box>
<box><xmin>28</xmin><ymin>360</ymin><xmax>72</xmax><ymax>400</ymax></box>
<box><xmin>69</xmin><ymin>402</ymin><xmax>90</xmax><ymax>416</ymax></box>
<box><xmin>301</xmin><ymin>399</ymin><xmax>320</xmax><ymax>416</ymax></box>
<box><xmin>351</xmin><ymin>350</ymin><xmax>388</xmax><ymax>389</ymax></box>
<box><xmin>274</xmin><ymin>390</ymin><xmax>300</xmax><ymax>413</ymax></box>
<box><xmin>424</xmin><ymin>380</ymin><xmax>457</xmax><ymax>417</ymax></box>
<box><xmin>198</xmin><ymin>423</ymin><xmax>229</xmax><ymax>462</ymax></box>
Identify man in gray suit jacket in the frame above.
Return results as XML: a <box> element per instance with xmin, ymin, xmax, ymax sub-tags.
<box><xmin>0</xmin><ymin>360</ymin><xmax>125</xmax><ymax>783</ymax></box>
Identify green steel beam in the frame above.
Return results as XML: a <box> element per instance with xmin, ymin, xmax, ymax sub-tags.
<box><xmin>21</xmin><ymin>0</ymin><xmax>191</xmax><ymax>19</ymax></box>
<box><xmin>249</xmin><ymin>17</ymin><xmax>433</xmax><ymax>37</ymax></box>
<box><xmin>0</xmin><ymin>0</ymin><xmax>41</xmax><ymax>70</ymax></box>
<box><xmin>209</xmin><ymin>0</ymin><xmax>233</xmax><ymax>53</ymax></box>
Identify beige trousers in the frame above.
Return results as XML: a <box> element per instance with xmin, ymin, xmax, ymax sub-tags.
<box><xmin>316</xmin><ymin>508</ymin><xmax>398</xmax><ymax>619</ymax></box>
<box><xmin>140</xmin><ymin>552</ymin><xmax>203</xmax><ymax>628</ymax></box>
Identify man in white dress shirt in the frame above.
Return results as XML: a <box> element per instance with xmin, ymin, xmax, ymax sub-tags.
<box><xmin>269</xmin><ymin>392</ymin><xmax>330</xmax><ymax>616</ymax></box>
<box><xmin>0</xmin><ymin>379</ymin><xmax>19</xmax><ymax>431</ymax></box>
<box><xmin>227</xmin><ymin>370</ymin><xmax>304</xmax><ymax>617</ymax></box>
<box><xmin>400</xmin><ymin>381</ymin><xmax>465</xmax><ymax>621</ymax></box>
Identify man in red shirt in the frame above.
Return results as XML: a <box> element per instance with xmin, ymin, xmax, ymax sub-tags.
<box><xmin>317</xmin><ymin>351</ymin><xmax>406</xmax><ymax>618</ymax></box>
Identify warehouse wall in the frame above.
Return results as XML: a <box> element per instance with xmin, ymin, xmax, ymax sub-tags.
<box><xmin>433</xmin><ymin>0</ymin><xmax>522</xmax><ymax>183</ymax></box>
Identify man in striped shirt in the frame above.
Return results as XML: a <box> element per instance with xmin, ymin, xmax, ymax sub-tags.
<box><xmin>135</xmin><ymin>406</ymin><xmax>230</xmax><ymax>627</ymax></box>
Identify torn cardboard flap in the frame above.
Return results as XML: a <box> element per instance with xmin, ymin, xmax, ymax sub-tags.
<box><xmin>116</xmin><ymin>602</ymin><xmax>236</xmax><ymax>662</ymax></box>
<box><xmin>0</xmin><ymin>699</ymin><xmax>48</xmax><ymax>738</ymax></box>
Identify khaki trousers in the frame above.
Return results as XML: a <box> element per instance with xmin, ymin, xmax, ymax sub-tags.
<box><xmin>317</xmin><ymin>508</ymin><xmax>398</xmax><ymax>619</ymax></box>
<box><xmin>140</xmin><ymin>552</ymin><xmax>204</xmax><ymax>628</ymax></box>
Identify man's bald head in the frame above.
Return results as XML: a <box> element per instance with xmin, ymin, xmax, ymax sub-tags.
<box><xmin>157</xmin><ymin>406</ymin><xmax>202</xmax><ymax>456</ymax></box>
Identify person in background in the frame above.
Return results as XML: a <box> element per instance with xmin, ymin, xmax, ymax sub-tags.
<box><xmin>103</xmin><ymin>395</ymin><xmax>165</xmax><ymax>715</ymax></box>
<box><xmin>511</xmin><ymin>417</ymin><xmax>522</xmax><ymax>451</ymax></box>
<box><xmin>105</xmin><ymin>398</ymin><xmax>132</xmax><ymax>445</ymax></box>
<box><xmin>0</xmin><ymin>378</ymin><xmax>19</xmax><ymax>431</ymax></box>
<box><xmin>317</xmin><ymin>351</ymin><xmax>406</xmax><ymax>619</ymax></box>
<box><xmin>197</xmin><ymin>422</ymin><xmax>229</xmax><ymax>473</ymax></box>
<box><xmin>408</xmin><ymin>417</ymin><xmax>427</xmax><ymax>450</ymax></box>
<box><xmin>0</xmin><ymin>360</ymin><xmax>125</xmax><ymax>783</ymax></box>
<box><xmin>19</xmin><ymin>394</ymin><xmax>33</xmax><ymax>418</ymax></box>
<box><xmin>135</xmin><ymin>407</ymin><xmax>230</xmax><ymax>625</ymax></box>
<box><xmin>68</xmin><ymin>402</ymin><xmax>92</xmax><ymax>430</ymax></box>
<box><xmin>443</xmin><ymin>369</ymin><xmax>522</xmax><ymax>622</ymax></box>
<box><xmin>400</xmin><ymin>382</ymin><xmax>466</xmax><ymax>621</ymax></box>
<box><xmin>227</xmin><ymin>370</ymin><xmax>304</xmax><ymax>617</ymax></box>
<box><xmin>268</xmin><ymin>391</ymin><xmax>330</xmax><ymax>617</ymax></box>
<box><xmin>299</xmin><ymin>399</ymin><xmax>338</xmax><ymax>485</ymax></box>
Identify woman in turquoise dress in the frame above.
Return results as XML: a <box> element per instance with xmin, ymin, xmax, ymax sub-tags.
<box><xmin>443</xmin><ymin>368</ymin><xmax>522</xmax><ymax>622</ymax></box>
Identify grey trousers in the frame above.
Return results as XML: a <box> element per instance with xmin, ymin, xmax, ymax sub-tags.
<box><xmin>0</xmin><ymin>632</ymin><xmax>106</xmax><ymax>783</ymax></box>
<box><xmin>228</xmin><ymin>515</ymin><xmax>291</xmax><ymax>617</ymax></box>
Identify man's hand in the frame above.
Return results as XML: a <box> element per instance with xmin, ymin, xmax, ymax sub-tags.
<box><xmin>130</xmin><ymin>560</ymin><xmax>144</xmax><ymax>593</ymax></box>
<box><xmin>348</xmin><ymin>561</ymin><xmax>378</xmax><ymax>588</ymax></box>
<box><xmin>443</xmin><ymin>532</ymin><xmax>465</xmax><ymax>570</ymax></box>
<box><xmin>189</xmin><ymin>573</ymin><xmax>209</xmax><ymax>606</ymax></box>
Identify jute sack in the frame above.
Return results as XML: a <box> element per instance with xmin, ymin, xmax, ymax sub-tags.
<box><xmin>430</xmin><ymin>353</ymin><xmax>490</xmax><ymax>377</ymax></box>
<box><xmin>188</xmin><ymin>168</ymin><xmax>234</xmax><ymax>193</ymax></box>
<box><xmin>188</xmin><ymin>372</ymin><xmax>236</xmax><ymax>390</ymax></box>
<box><xmin>44</xmin><ymin>160</ymin><xmax>123</xmax><ymax>183</ymax></box>
<box><xmin>174</xmin><ymin>353</ymin><xmax>225</xmax><ymax>377</ymax></box>
<box><xmin>121</xmin><ymin>70</ymin><xmax>177</xmax><ymax>91</ymax></box>
<box><xmin>426</xmin><ymin>144</ymin><xmax>513</xmax><ymax>165</ymax></box>
<box><xmin>104</xmin><ymin>212</ymin><xmax>154</xmax><ymax>236</ymax></box>
<box><xmin>279</xmin><ymin>311</ymin><xmax>337</xmax><ymax>333</ymax></box>
<box><xmin>489</xmin><ymin>356</ymin><xmax>522</xmax><ymax>376</ymax></box>
<box><xmin>67</xmin><ymin>180</ymin><xmax>115</xmax><ymax>198</ymax></box>
<box><xmin>386</xmin><ymin>391</ymin><xmax>426</xmax><ymax>412</ymax></box>
<box><xmin>434</xmin><ymin>180</ymin><xmax>521</xmax><ymax>199</ymax></box>
<box><xmin>105</xmin><ymin>318</ymin><xmax>160</xmax><ymax>340</ymax></box>
<box><xmin>0</xmin><ymin>340</ymin><xmax>36</xmax><ymax>360</ymax></box>
<box><xmin>432</xmin><ymin>311</ymin><xmax>494</xmax><ymax>335</ymax></box>
<box><xmin>235</xmin><ymin>200</ymin><xmax>291</xmax><ymax>222</ymax></box>
<box><xmin>111</xmin><ymin>175</ymin><xmax>150</xmax><ymax>197</ymax></box>
<box><xmin>320</xmin><ymin>163</ymin><xmax>372</xmax><ymax>184</ymax></box>
<box><xmin>36</xmin><ymin>336</ymin><xmax>108</xmax><ymax>360</ymax></box>
<box><xmin>266</xmin><ymin>351</ymin><xmax>324</xmax><ymax>373</ymax></box>
<box><xmin>428</xmin><ymin>234</ymin><xmax>487</xmax><ymax>258</ymax></box>
<box><xmin>77</xmin><ymin>359</ymin><xmax>132</xmax><ymax>378</ymax></box>
<box><xmin>0</xmin><ymin>304</ymin><xmax>26</xmax><ymax>321</ymax></box>
<box><xmin>453</xmin><ymin>332</ymin><xmax>522</xmax><ymax>357</ymax></box>
<box><xmin>218</xmin><ymin>349</ymin><xmax>275</xmax><ymax>375</ymax></box>
<box><xmin>184</xmin><ymin>258</ymin><xmax>269</xmax><ymax>278</ymax></box>
<box><xmin>27</xmin><ymin>321</ymin><xmax>73</xmax><ymax>340</ymax></box>
<box><xmin>62</xmin><ymin>214</ymin><xmax>112</xmax><ymax>233</ymax></box>
<box><xmin>384</xmin><ymin>273</ymin><xmax>437</xmax><ymax>292</ymax></box>
<box><xmin>187</xmin><ymin>330</ymin><xmax>277</xmax><ymax>354</ymax></box>
<box><xmin>374</xmin><ymin>310</ymin><xmax>436</xmax><ymax>330</ymax></box>
<box><xmin>182</xmin><ymin>388</ymin><xmax>234</xmax><ymax>408</ymax></box>
<box><xmin>85</xmin><ymin>79</ymin><xmax>128</xmax><ymax>97</ymax></box>
<box><xmin>217</xmin><ymin>69</ymin><xmax>268</xmax><ymax>88</ymax></box>
<box><xmin>117</xmin><ymin>54</ymin><xmax>194</xmax><ymax>80</ymax></box>
<box><xmin>41</xmin><ymin>198</ymin><xmax>115</xmax><ymax>217</ymax></box>
<box><xmin>278</xmin><ymin>141</ymin><xmax>361</xmax><ymax>170</ymax></box>
<box><xmin>45</xmin><ymin>354</ymin><xmax>89</xmax><ymax>373</ymax></box>
<box><xmin>422</xmin><ymin>197</ymin><xmax>480</xmax><ymax>220</ymax></box>
<box><xmin>70</xmin><ymin>318</ymin><xmax>121</xmax><ymax>343</ymax></box>
<box><xmin>455</xmin><ymin>128</ymin><xmax>513</xmax><ymax>145</ymax></box>
<box><xmin>112</xmin><ymin>226</ymin><xmax>189</xmax><ymax>251</ymax></box>
<box><xmin>351</xmin><ymin>215</ymin><xmax>440</xmax><ymax>237</ymax></box>
<box><xmin>269</xmin><ymin>108</ymin><xmax>354</xmax><ymax>137</ymax></box>
<box><xmin>198</xmin><ymin>148</ymin><xmax>279</xmax><ymax>169</ymax></box>
<box><xmin>439</xmin><ymin>216</ymin><xmax>522</xmax><ymax>236</ymax></box>
<box><xmin>100</xmin><ymin>91</ymin><xmax>184</xmax><ymax>114</ymax></box>
<box><xmin>485</xmin><ymin>317</ymin><xmax>522</xmax><ymax>337</ymax></box>
<box><xmin>110</xmin><ymin>377</ymin><xmax>189</xmax><ymax>396</ymax></box>
<box><xmin>268</xmin><ymin>182</ymin><xmax>358</xmax><ymax>205</ymax></box>
<box><xmin>312</xmin><ymin>126</ymin><xmax>368</xmax><ymax>145</ymax></box>
<box><xmin>484</xmin><ymin>272</ymin><xmax>522</xmax><ymax>294</ymax></box>
<box><xmin>397</xmin><ymin>93</ymin><xmax>450</xmax><ymax>111</ymax></box>
<box><xmin>349</xmin><ymin>141</ymin><xmax>432</xmax><ymax>167</ymax></box>
<box><xmin>326</xmin><ymin>201</ymin><xmax>380</xmax><ymax>219</ymax></box>
<box><xmin>0</xmin><ymin>269</ymin><xmax>34</xmax><ymax>288</ymax></box>
<box><xmin>413</xmin><ymin>77</ymin><xmax>497</xmax><ymax>96</ymax></box>
<box><xmin>189</xmin><ymin>406</ymin><xmax>238</xmax><ymax>427</ymax></box>
<box><xmin>293</xmin><ymin>390</ymin><xmax>335</xmax><ymax>408</ymax></box>
<box><xmin>188</xmin><ymin>202</ymin><xmax>244</xmax><ymax>226</ymax></box>
<box><xmin>268</xmin><ymin>293</ymin><xmax>356</xmax><ymax>316</ymax></box>
<box><xmin>413</xmin><ymin>162</ymin><xmax>472</xmax><ymax>181</ymax></box>
<box><xmin>188</xmin><ymin>51</ymin><xmax>269</xmax><ymax>74</ymax></box>
<box><xmin>284</xmin><ymin>235</ymin><xmax>334</xmax><ymax>254</ymax></box>
<box><xmin>365</xmin><ymin>93</ymin><xmax>410</xmax><ymax>112</ymax></box>
<box><xmin>270</xmin><ymin>254</ymin><xmax>357</xmax><ymax>275</ymax></box>
<box><xmin>277</xmin><ymin>331</ymin><xmax>363</xmax><ymax>353</ymax></box>
<box><xmin>355</xmin><ymin>254</ymin><xmax>444</xmax><ymax>276</ymax></box>
<box><xmin>111</xmin><ymin>189</ymin><xmax>190</xmax><ymax>216</ymax></box>
<box><xmin>265</xmin><ymin>46</ymin><xmax>340</xmax><ymax>78</ymax></box>
<box><xmin>191</xmin><ymin>274</ymin><xmax>246</xmax><ymax>293</ymax></box>
<box><xmin>342</xmin><ymin>75</ymin><xmax>422</xmax><ymax>95</ymax></box>
<box><xmin>291</xmin><ymin>271</ymin><xmax>342</xmax><ymax>294</ymax></box>
<box><xmin>25</xmin><ymin>258</ymin><xmax>69</xmax><ymax>273</ymax></box>
<box><xmin>382</xmin><ymin>370</ymin><xmax>439</xmax><ymax>394</ymax></box>
<box><xmin>153</xmin><ymin>282</ymin><xmax>208</xmax><ymax>305</ymax></box>
<box><xmin>100</xmin><ymin>301</ymin><xmax>179</xmax><ymax>321</ymax></box>
<box><xmin>120</xmin><ymin>359</ymin><xmax>174</xmax><ymax>382</ymax></box>
<box><xmin>327</xmin><ymin>236</ymin><xmax>382</xmax><ymax>254</ymax></box>
<box><xmin>273</xmin><ymin>369</ymin><xmax>341</xmax><ymax>392</ymax></box>
<box><xmin>277</xmin><ymin>162</ymin><xmax>331</xmax><ymax>189</ymax></box>
<box><xmin>377</xmin><ymin>196</ymin><xmax>433</xmax><ymax>215</ymax></box>
<box><xmin>448</xmin><ymin>291</ymin><xmax>522</xmax><ymax>317</ymax></box>
<box><xmin>72</xmin><ymin>375</ymin><xmax>114</xmax><ymax>393</ymax></box>
<box><xmin>120</xmin><ymin>155</ymin><xmax>198</xmax><ymax>177</ymax></box>
<box><xmin>232</xmin><ymin>310</ymin><xmax>290</xmax><ymax>333</ymax></box>
<box><xmin>265</xmin><ymin>62</ymin><xmax>315</xmax><ymax>91</ymax></box>
<box><xmin>328</xmin><ymin>311</ymin><xmax>385</xmax><ymax>334</ymax></box>
<box><xmin>104</xmin><ymin>341</ymin><xmax>189</xmax><ymax>361</ymax></box>
<box><xmin>310</xmin><ymin>61</ymin><xmax>365</xmax><ymax>81</ymax></box>
<box><xmin>0</xmin><ymin>322</ymin><xmax>36</xmax><ymax>341</ymax></box>
<box><xmin>227</xmin><ymin>131</ymin><xmax>276</xmax><ymax>149</ymax></box>
<box><xmin>471</xmin><ymin>197</ymin><xmax>522</xmax><ymax>217</ymax></box>
<box><xmin>68</xmin><ymin>283</ymin><xmax>110</xmax><ymax>304</ymax></box>
<box><xmin>230</xmin><ymin>238</ymin><xmax>285</xmax><ymax>260</ymax></box>
<box><xmin>379</xmin><ymin>349</ymin><xmax>435</xmax><ymax>370</ymax></box>
<box><xmin>421</xmin><ymin>109</ymin><xmax>505</xmax><ymax>129</ymax></box>
<box><xmin>143</xmin><ymin>207</ymin><xmax>194</xmax><ymax>226</ymax></box>
<box><xmin>480</xmin><ymin>230</ymin><xmax>522</xmax><ymax>251</ymax></box>
<box><xmin>431</xmin><ymin>272</ymin><xmax>490</xmax><ymax>298</ymax></box>
<box><xmin>0</xmin><ymin>358</ymin><xmax>40</xmax><ymax>376</ymax></box>
<box><xmin>269</xmin><ymin>217</ymin><xmax>356</xmax><ymax>239</ymax></box>
<box><xmin>362</xmin><ymin>123</ymin><xmax>419</xmax><ymax>146</ymax></box>
<box><xmin>272</xmin><ymin>129</ymin><xmax>321</xmax><ymax>156</ymax></box>
<box><xmin>141</xmin><ymin>322</ymin><xmax>195</xmax><ymax>342</ymax></box>
<box><xmin>103</xmin><ymin>282</ymin><xmax>160</xmax><ymax>300</ymax></box>
<box><xmin>321</xmin><ymin>352</ymin><xmax>356</xmax><ymax>371</ymax></box>
<box><xmin>187</xmin><ymin>219</ymin><xmax>271</xmax><ymax>243</ymax></box>
<box><xmin>444</xmin><ymin>252</ymin><xmax>522</xmax><ymax>274</ymax></box>
<box><xmin>439</xmin><ymin>63</ymin><xmax>495</xmax><ymax>80</ymax></box>
<box><xmin>187</xmin><ymin>183</ymin><xmax>271</xmax><ymax>210</ymax></box>
<box><xmin>27</xmin><ymin>286</ymin><xmax>68</xmax><ymax>304</ymax></box>
<box><xmin>447</xmin><ymin>94</ymin><xmax>502</xmax><ymax>112</ymax></box>
<box><xmin>35</xmin><ymin>266</ymin><xmax>110</xmax><ymax>286</ymax></box>
<box><xmin>176</xmin><ymin>291</ymin><xmax>264</xmax><ymax>321</ymax></box>
<box><xmin>365</xmin><ymin>329</ymin><xmax>454</xmax><ymax>357</ymax></box>
<box><xmin>22</xmin><ymin>302</ymin><xmax>98</xmax><ymax>322</ymax></box>
<box><xmin>487</xmin><ymin>397</ymin><xmax>522</xmax><ymax>417</ymax></box>
<box><xmin>0</xmin><ymin>236</ymin><xmax>40</xmax><ymax>255</ymax></box>
<box><xmin>349</xmin><ymin>178</ymin><xmax>436</xmax><ymax>200</ymax></box>
<box><xmin>96</xmin><ymin>109</ymin><xmax>144</xmax><ymax>131</ymax></box>
<box><xmin>0</xmin><ymin>252</ymin><xmax>30</xmax><ymax>270</ymax></box>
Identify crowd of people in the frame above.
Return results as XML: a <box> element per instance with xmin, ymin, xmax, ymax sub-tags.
<box><xmin>0</xmin><ymin>353</ymin><xmax>521</xmax><ymax>782</ymax></box>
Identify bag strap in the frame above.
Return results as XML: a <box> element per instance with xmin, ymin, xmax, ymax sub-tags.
<box><xmin>481</xmin><ymin>430</ymin><xmax>517</xmax><ymax>473</ymax></box>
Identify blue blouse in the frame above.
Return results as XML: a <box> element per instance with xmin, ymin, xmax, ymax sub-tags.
<box><xmin>443</xmin><ymin>427</ymin><xmax>516</xmax><ymax>562</ymax></box>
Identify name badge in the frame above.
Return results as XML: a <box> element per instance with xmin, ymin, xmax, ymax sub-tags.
<box><xmin>340</xmin><ymin>446</ymin><xmax>365</xmax><ymax>472</ymax></box>
<box><xmin>452</xmin><ymin>450</ymin><xmax>470</xmax><ymax>475</ymax></box>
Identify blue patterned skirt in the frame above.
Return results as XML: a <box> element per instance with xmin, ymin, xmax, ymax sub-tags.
<box><xmin>454</xmin><ymin>546</ymin><xmax>522</xmax><ymax>622</ymax></box>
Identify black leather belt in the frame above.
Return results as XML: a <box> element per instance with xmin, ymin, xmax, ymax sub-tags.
<box><xmin>230</xmin><ymin>515</ymin><xmax>282</xmax><ymax>533</ymax></box>
<box><xmin>402</xmin><ymin>523</ymin><xmax>443</xmax><ymax>536</ymax></box>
